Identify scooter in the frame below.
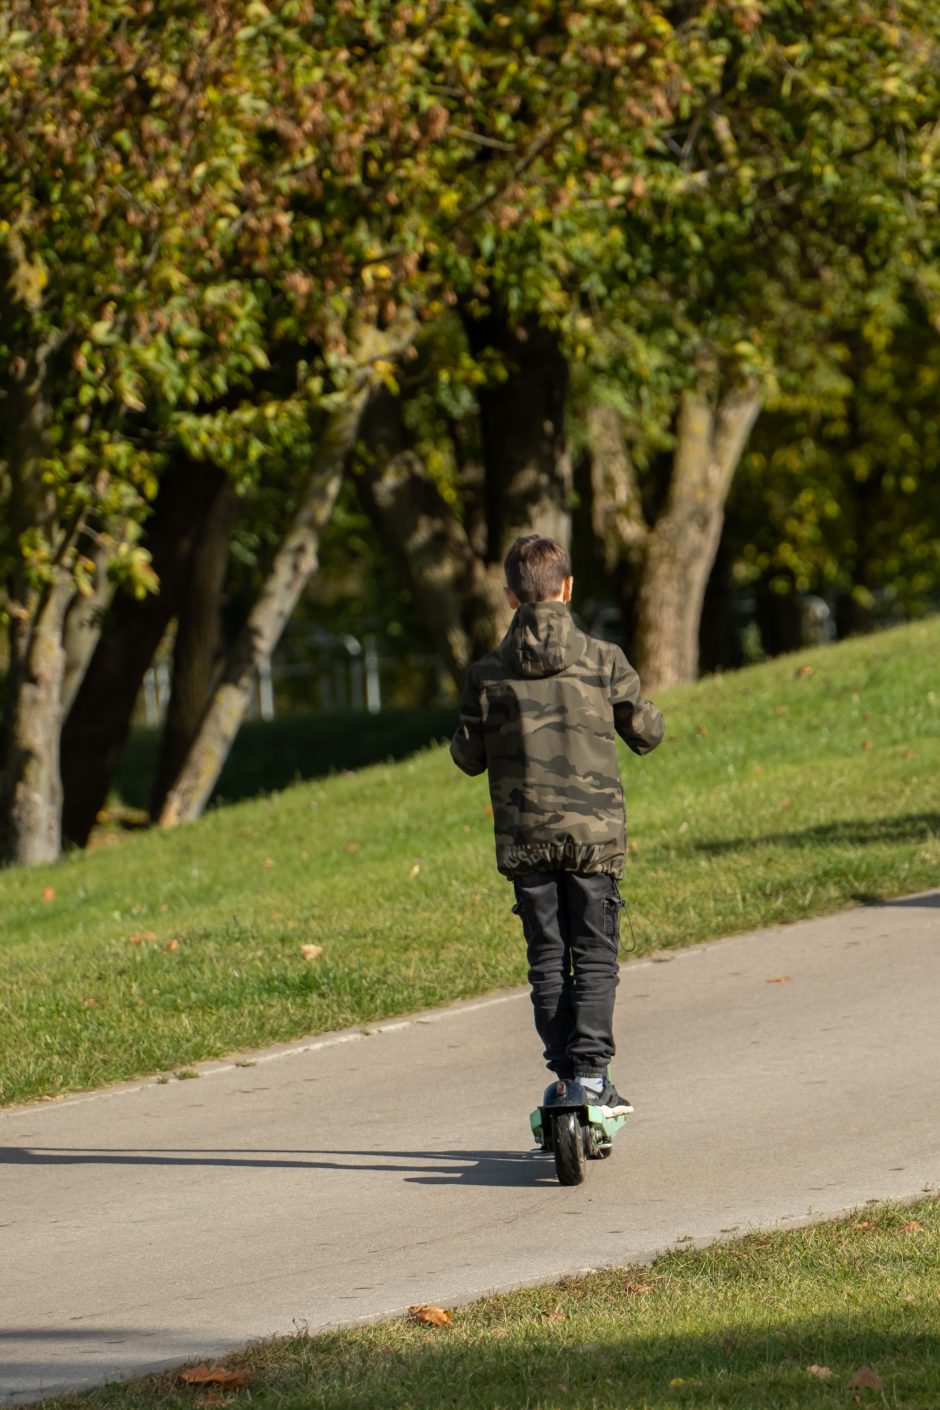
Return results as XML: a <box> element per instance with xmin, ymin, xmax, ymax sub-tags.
<box><xmin>529</xmin><ymin>1078</ymin><xmax>630</xmax><ymax>1186</ymax></box>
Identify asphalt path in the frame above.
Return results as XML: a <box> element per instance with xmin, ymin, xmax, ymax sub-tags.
<box><xmin>2</xmin><ymin>890</ymin><xmax>938</xmax><ymax>1403</ymax></box>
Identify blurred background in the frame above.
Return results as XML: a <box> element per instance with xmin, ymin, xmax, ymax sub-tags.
<box><xmin>2</xmin><ymin>0</ymin><xmax>938</xmax><ymax>863</ymax></box>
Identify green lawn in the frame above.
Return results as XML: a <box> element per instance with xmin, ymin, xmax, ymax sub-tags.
<box><xmin>39</xmin><ymin>1197</ymin><xmax>940</xmax><ymax>1410</ymax></box>
<box><xmin>1</xmin><ymin>618</ymin><xmax>938</xmax><ymax>1106</ymax></box>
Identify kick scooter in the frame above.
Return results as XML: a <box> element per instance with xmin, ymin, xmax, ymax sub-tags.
<box><xmin>529</xmin><ymin>1078</ymin><xmax>630</xmax><ymax>1186</ymax></box>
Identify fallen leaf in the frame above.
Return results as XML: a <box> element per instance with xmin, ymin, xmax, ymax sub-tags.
<box><xmin>42</xmin><ymin>886</ymin><xmax>56</xmax><ymax>902</ymax></box>
<box><xmin>624</xmin><ymin>1283</ymin><xmax>655</xmax><ymax>1295</ymax></box>
<box><xmin>849</xmin><ymin>1366</ymin><xmax>884</xmax><ymax>1390</ymax></box>
<box><xmin>766</xmin><ymin>976</ymin><xmax>790</xmax><ymax>984</ymax></box>
<box><xmin>695</xmin><ymin>723</ymin><xmax>709</xmax><ymax>737</ymax></box>
<box><xmin>794</xmin><ymin>664</ymin><xmax>813</xmax><ymax>677</ymax></box>
<box><xmin>300</xmin><ymin>944</ymin><xmax>323</xmax><ymax>961</ymax></box>
<box><xmin>901</xmin><ymin>747</ymin><xmax>914</xmax><ymax>759</ymax></box>
<box><xmin>345</xmin><ymin>841</ymin><xmax>359</xmax><ymax>853</ymax></box>
<box><xmin>81</xmin><ymin>997</ymin><xmax>98</xmax><ymax>1008</ymax></box>
<box><xmin>779</xmin><ymin>797</ymin><xmax>792</xmax><ymax>810</ymax></box>
<box><xmin>627</xmin><ymin>839</ymin><xmax>639</xmax><ymax>853</ymax></box>
<box><xmin>129</xmin><ymin>930</ymin><xmax>158</xmax><ymax>944</ymax></box>
<box><xmin>902</xmin><ymin>1220</ymin><xmax>925</xmax><ymax>1232</ymax></box>
<box><xmin>164</xmin><ymin>938</ymin><xmax>180</xmax><ymax>952</ymax></box>
<box><xmin>409</xmin><ymin>861</ymin><xmax>421</xmax><ymax>879</ymax></box>
<box><xmin>483</xmin><ymin>804</ymin><xmax>493</xmax><ymax>818</ymax></box>
<box><xmin>752</xmin><ymin>762</ymin><xmax>765</xmax><ymax>774</ymax></box>
<box><xmin>807</xmin><ymin>1365</ymin><xmax>833</xmax><ymax>1380</ymax></box>
<box><xmin>179</xmin><ymin>1365</ymin><xmax>251</xmax><ymax>1389</ymax></box>
<box><xmin>861</xmin><ymin>739</ymin><xmax>873</xmax><ymax>751</ymax></box>
<box><xmin>668</xmin><ymin>1378</ymin><xmax>686</xmax><ymax>1388</ymax></box>
<box><xmin>409</xmin><ymin>1304</ymin><xmax>452</xmax><ymax>1327</ymax></box>
<box><xmin>677</xmin><ymin>819</ymin><xmax>690</xmax><ymax>833</ymax></box>
<box><xmin>854</xmin><ymin>1220</ymin><xmax>875</xmax><ymax>1231</ymax></box>
<box><xmin>542</xmin><ymin>1310</ymin><xmax>566</xmax><ymax>1321</ymax></box>
<box><xmin>261</xmin><ymin>857</ymin><xmax>275</xmax><ymax>870</ymax></box>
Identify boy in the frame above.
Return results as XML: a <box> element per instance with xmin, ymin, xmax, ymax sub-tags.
<box><xmin>450</xmin><ymin>534</ymin><xmax>664</xmax><ymax>1116</ymax></box>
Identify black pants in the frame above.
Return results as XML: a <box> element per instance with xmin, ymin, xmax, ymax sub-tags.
<box><xmin>512</xmin><ymin>871</ymin><xmax>623</xmax><ymax>1080</ymax></box>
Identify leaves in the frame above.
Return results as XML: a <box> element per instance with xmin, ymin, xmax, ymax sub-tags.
<box><xmin>178</xmin><ymin>1365</ymin><xmax>251</xmax><ymax>1390</ymax></box>
<box><xmin>409</xmin><ymin>1304</ymin><xmax>452</xmax><ymax>1327</ymax></box>
<box><xmin>849</xmin><ymin>1366</ymin><xmax>885</xmax><ymax>1391</ymax></box>
<box><xmin>299</xmin><ymin>944</ymin><xmax>323</xmax><ymax>961</ymax></box>
<box><xmin>807</xmin><ymin>1364</ymin><xmax>833</xmax><ymax>1380</ymax></box>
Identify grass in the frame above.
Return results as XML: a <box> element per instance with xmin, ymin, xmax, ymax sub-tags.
<box><xmin>38</xmin><ymin>1197</ymin><xmax>940</xmax><ymax>1410</ymax></box>
<box><xmin>1</xmin><ymin>617</ymin><xmax>938</xmax><ymax>1106</ymax></box>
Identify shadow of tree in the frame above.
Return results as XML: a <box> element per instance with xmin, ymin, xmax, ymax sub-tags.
<box><xmin>694</xmin><ymin>812</ymin><xmax>939</xmax><ymax>857</ymax></box>
<box><xmin>216</xmin><ymin>1314</ymin><xmax>940</xmax><ymax>1410</ymax></box>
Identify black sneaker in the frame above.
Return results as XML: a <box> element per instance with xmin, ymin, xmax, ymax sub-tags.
<box><xmin>580</xmin><ymin>1079</ymin><xmax>633</xmax><ymax>1117</ymax></box>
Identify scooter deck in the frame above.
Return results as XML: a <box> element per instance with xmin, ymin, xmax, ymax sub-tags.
<box><xmin>529</xmin><ymin>1103</ymin><xmax>628</xmax><ymax>1152</ymax></box>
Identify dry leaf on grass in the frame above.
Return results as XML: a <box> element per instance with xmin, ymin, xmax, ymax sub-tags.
<box><xmin>807</xmin><ymin>1365</ymin><xmax>833</xmax><ymax>1380</ymax></box>
<box><xmin>178</xmin><ymin>1365</ymin><xmax>251</xmax><ymax>1389</ymax></box>
<box><xmin>300</xmin><ymin>944</ymin><xmax>323</xmax><ymax>961</ymax></box>
<box><xmin>854</xmin><ymin>1220</ymin><xmax>875</xmax><ymax>1231</ymax></box>
<box><xmin>794</xmin><ymin>664</ymin><xmax>814</xmax><ymax>678</ymax></box>
<box><xmin>409</xmin><ymin>1304</ymin><xmax>452</xmax><ymax>1327</ymax></box>
<box><xmin>624</xmin><ymin>1283</ymin><xmax>655</xmax><ymax>1295</ymax></box>
<box><xmin>409</xmin><ymin>862</ymin><xmax>421</xmax><ymax>879</ymax></box>
<box><xmin>849</xmin><ymin>1366</ymin><xmax>884</xmax><ymax>1390</ymax></box>
<box><xmin>901</xmin><ymin>1220</ymin><xmax>924</xmax><ymax>1232</ymax></box>
<box><xmin>129</xmin><ymin>931</ymin><xmax>158</xmax><ymax>944</ymax></box>
<box><xmin>164</xmin><ymin>938</ymin><xmax>180</xmax><ymax>952</ymax></box>
<box><xmin>42</xmin><ymin>886</ymin><xmax>56</xmax><ymax>902</ymax></box>
<box><xmin>861</xmin><ymin>738</ymin><xmax>873</xmax><ymax>751</ymax></box>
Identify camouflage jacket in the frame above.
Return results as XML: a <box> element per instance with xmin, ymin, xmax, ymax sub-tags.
<box><xmin>450</xmin><ymin>600</ymin><xmax>664</xmax><ymax>878</ymax></box>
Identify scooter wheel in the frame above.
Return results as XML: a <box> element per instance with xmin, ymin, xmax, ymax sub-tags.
<box><xmin>552</xmin><ymin>1111</ymin><xmax>587</xmax><ymax>1186</ymax></box>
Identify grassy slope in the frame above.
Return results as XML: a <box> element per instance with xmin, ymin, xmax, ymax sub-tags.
<box><xmin>43</xmin><ymin>1198</ymin><xmax>940</xmax><ymax>1410</ymax></box>
<box><xmin>1</xmin><ymin>618</ymin><xmax>938</xmax><ymax>1105</ymax></box>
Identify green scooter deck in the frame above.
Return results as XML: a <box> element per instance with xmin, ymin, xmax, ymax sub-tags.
<box><xmin>530</xmin><ymin>1103</ymin><xmax>628</xmax><ymax>1152</ymax></box>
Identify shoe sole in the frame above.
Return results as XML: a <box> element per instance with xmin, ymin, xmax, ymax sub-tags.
<box><xmin>594</xmin><ymin>1101</ymin><xmax>634</xmax><ymax>1118</ymax></box>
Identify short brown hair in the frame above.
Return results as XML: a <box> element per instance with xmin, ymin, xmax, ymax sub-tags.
<box><xmin>504</xmin><ymin>535</ymin><xmax>571</xmax><ymax>603</ymax></box>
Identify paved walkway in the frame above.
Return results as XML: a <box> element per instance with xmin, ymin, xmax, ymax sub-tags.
<box><xmin>2</xmin><ymin>891</ymin><xmax>938</xmax><ymax>1404</ymax></box>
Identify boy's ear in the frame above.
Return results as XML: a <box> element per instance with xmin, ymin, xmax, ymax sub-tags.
<box><xmin>562</xmin><ymin>576</ymin><xmax>573</xmax><ymax>604</ymax></box>
<box><xmin>504</xmin><ymin>586</ymin><xmax>521</xmax><ymax>609</ymax></box>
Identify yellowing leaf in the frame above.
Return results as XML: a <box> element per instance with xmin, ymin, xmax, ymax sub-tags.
<box><xmin>300</xmin><ymin>944</ymin><xmax>323</xmax><ymax>961</ymax></box>
<box><xmin>849</xmin><ymin>1366</ymin><xmax>884</xmax><ymax>1390</ymax></box>
<box><xmin>807</xmin><ymin>1365</ymin><xmax>833</xmax><ymax>1380</ymax></box>
<box><xmin>178</xmin><ymin>1365</ymin><xmax>251</xmax><ymax>1388</ymax></box>
<box><xmin>409</xmin><ymin>1304</ymin><xmax>452</xmax><ymax>1326</ymax></box>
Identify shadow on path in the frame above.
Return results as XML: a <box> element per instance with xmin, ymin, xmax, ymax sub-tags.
<box><xmin>0</xmin><ymin>1145</ymin><xmax>557</xmax><ymax>1189</ymax></box>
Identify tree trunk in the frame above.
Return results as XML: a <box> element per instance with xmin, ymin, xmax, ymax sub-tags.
<box><xmin>0</xmin><ymin>333</ymin><xmax>72</xmax><ymax>866</ymax></box>
<box><xmin>354</xmin><ymin>388</ymin><xmax>512</xmax><ymax>683</ymax></box>
<box><xmin>587</xmin><ymin>385</ymin><xmax>762</xmax><ymax>691</ymax></box>
<box><xmin>465</xmin><ymin>313</ymin><xmax>573</xmax><ymax>561</ymax></box>
<box><xmin>158</xmin><ymin>391</ymin><xmax>368</xmax><ymax>828</ymax></box>
<box><xmin>60</xmin><ymin>455</ymin><xmax>229</xmax><ymax>846</ymax></box>
<box><xmin>60</xmin><ymin>550</ymin><xmax>115</xmax><ymax>717</ymax></box>
<box><xmin>149</xmin><ymin>481</ymin><xmax>237</xmax><ymax>818</ymax></box>
<box><xmin>0</xmin><ymin>571</ymin><xmax>74</xmax><ymax>865</ymax></box>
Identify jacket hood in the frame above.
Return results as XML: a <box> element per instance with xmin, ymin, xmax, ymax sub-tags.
<box><xmin>498</xmin><ymin>600</ymin><xmax>583</xmax><ymax>678</ymax></box>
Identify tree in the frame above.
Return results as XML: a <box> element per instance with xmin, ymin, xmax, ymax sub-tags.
<box><xmin>581</xmin><ymin>0</ymin><xmax>940</xmax><ymax>686</ymax></box>
<box><xmin>0</xmin><ymin>0</ymin><xmax>278</xmax><ymax>862</ymax></box>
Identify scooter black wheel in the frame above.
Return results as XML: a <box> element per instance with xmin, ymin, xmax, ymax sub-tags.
<box><xmin>552</xmin><ymin>1111</ymin><xmax>586</xmax><ymax>1186</ymax></box>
